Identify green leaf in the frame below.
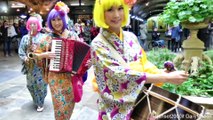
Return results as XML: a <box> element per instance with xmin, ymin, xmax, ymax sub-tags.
<box><xmin>188</xmin><ymin>16</ymin><xmax>196</xmax><ymax>22</ymax></box>
<box><xmin>200</xmin><ymin>4</ymin><xmax>207</xmax><ymax>9</ymax></box>
<box><xmin>192</xmin><ymin>6</ymin><xmax>199</xmax><ymax>11</ymax></box>
<box><xmin>200</xmin><ymin>74</ymin><xmax>206</xmax><ymax>78</ymax></box>
<box><xmin>173</xmin><ymin>20</ymin><xmax>180</xmax><ymax>26</ymax></box>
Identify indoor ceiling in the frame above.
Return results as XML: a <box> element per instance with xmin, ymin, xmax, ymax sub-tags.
<box><xmin>63</xmin><ymin>0</ymin><xmax>169</xmax><ymax>20</ymax></box>
<box><xmin>0</xmin><ymin>0</ymin><xmax>95</xmax><ymax>15</ymax></box>
<box><xmin>132</xmin><ymin>0</ymin><xmax>170</xmax><ymax>20</ymax></box>
<box><xmin>62</xmin><ymin>0</ymin><xmax>95</xmax><ymax>6</ymax></box>
<box><xmin>0</xmin><ymin>0</ymin><xmax>169</xmax><ymax>20</ymax></box>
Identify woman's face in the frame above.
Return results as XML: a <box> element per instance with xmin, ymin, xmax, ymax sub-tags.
<box><xmin>104</xmin><ymin>5</ymin><xmax>124</xmax><ymax>32</ymax></box>
<box><xmin>29</xmin><ymin>22</ymin><xmax>38</xmax><ymax>35</ymax></box>
<box><xmin>51</xmin><ymin>16</ymin><xmax>63</xmax><ymax>32</ymax></box>
<box><xmin>4</xmin><ymin>21</ymin><xmax>8</xmax><ymax>27</ymax></box>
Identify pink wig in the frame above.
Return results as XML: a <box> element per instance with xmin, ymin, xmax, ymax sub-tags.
<box><xmin>26</xmin><ymin>16</ymin><xmax>42</xmax><ymax>32</ymax></box>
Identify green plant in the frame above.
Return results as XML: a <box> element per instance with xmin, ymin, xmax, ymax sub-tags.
<box><xmin>147</xmin><ymin>48</ymin><xmax>213</xmax><ymax>97</ymax></box>
<box><xmin>160</xmin><ymin>0</ymin><xmax>213</xmax><ymax>26</ymax></box>
<box><xmin>204</xmin><ymin>50</ymin><xmax>213</xmax><ymax>61</ymax></box>
<box><xmin>163</xmin><ymin>62</ymin><xmax>213</xmax><ymax>97</ymax></box>
<box><xmin>147</xmin><ymin>48</ymin><xmax>176</xmax><ymax>69</ymax></box>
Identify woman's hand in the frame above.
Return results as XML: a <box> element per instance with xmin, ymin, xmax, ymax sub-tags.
<box><xmin>37</xmin><ymin>52</ymin><xmax>55</xmax><ymax>59</ymax></box>
<box><xmin>24</xmin><ymin>57</ymin><xmax>29</xmax><ymax>63</ymax></box>
<box><xmin>165</xmin><ymin>71</ymin><xmax>189</xmax><ymax>85</ymax></box>
<box><xmin>146</xmin><ymin>71</ymin><xmax>189</xmax><ymax>85</ymax></box>
<box><xmin>86</xmin><ymin>59</ymin><xmax>92</xmax><ymax>68</ymax></box>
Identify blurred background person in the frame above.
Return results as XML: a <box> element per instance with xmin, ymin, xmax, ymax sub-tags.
<box><xmin>139</xmin><ymin>21</ymin><xmax>148</xmax><ymax>48</ymax></box>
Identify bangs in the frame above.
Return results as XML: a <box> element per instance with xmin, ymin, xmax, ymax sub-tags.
<box><xmin>51</xmin><ymin>12</ymin><xmax>61</xmax><ymax>20</ymax></box>
<box><xmin>26</xmin><ymin>17</ymin><xmax>42</xmax><ymax>32</ymax></box>
<box><xmin>102</xmin><ymin>0</ymin><xmax>124</xmax><ymax>11</ymax></box>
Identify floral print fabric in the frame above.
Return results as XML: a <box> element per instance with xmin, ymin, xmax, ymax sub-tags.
<box><xmin>18</xmin><ymin>32</ymin><xmax>48</xmax><ymax>107</ymax></box>
<box><xmin>38</xmin><ymin>30</ymin><xmax>80</xmax><ymax>120</ymax></box>
<box><xmin>91</xmin><ymin>29</ymin><xmax>147</xmax><ymax>120</ymax></box>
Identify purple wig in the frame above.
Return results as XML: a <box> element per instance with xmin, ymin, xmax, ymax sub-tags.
<box><xmin>26</xmin><ymin>16</ymin><xmax>42</xmax><ymax>32</ymax></box>
<box><xmin>47</xmin><ymin>9</ymin><xmax>67</xmax><ymax>32</ymax></box>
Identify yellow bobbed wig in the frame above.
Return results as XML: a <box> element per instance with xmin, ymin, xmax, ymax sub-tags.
<box><xmin>93</xmin><ymin>0</ymin><xmax>129</xmax><ymax>28</ymax></box>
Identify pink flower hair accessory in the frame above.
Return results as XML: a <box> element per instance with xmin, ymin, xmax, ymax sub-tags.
<box><xmin>54</xmin><ymin>1</ymin><xmax>70</xmax><ymax>16</ymax></box>
<box><xmin>124</xmin><ymin>0</ymin><xmax>137</xmax><ymax>8</ymax></box>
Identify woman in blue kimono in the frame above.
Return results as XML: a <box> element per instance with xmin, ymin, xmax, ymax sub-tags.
<box><xmin>91</xmin><ymin>0</ymin><xmax>189</xmax><ymax>119</ymax></box>
<box><xmin>18</xmin><ymin>15</ymin><xmax>47</xmax><ymax>112</ymax></box>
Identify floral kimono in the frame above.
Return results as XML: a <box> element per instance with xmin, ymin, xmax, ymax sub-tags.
<box><xmin>38</xmin><ymin>30</ymin><xmax>81</xmax><ymax>120</ymax></box>
<box><xmin>18</xmin><ymin>32</ymin><xmax>48</xmax><ymax>107</ymax></box>
<box><xmin>91</xmin><ymin>29</ymin><xmax>161</xmax><ymax>120</ymax></box>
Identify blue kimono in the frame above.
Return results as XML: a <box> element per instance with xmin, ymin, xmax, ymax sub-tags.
<box><xmin>18</xmin><ymin>32</ymin><xmax>47</xmax><ymax>107</ymax></box>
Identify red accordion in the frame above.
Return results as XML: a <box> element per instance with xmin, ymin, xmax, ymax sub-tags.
<box><xmin>49</xmin><ymin>38</ymin><xmax>91</xmax><ymax>75</ymax></box>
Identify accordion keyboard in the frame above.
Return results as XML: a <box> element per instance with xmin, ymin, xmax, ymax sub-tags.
<box><xmin>49</xmin><ymin>40</ymin><xmax>62</xmax><ymax>71</ymax></box>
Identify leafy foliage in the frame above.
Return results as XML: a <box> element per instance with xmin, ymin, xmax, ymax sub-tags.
<box><xmin>147</xmin><ymin>48</ymin><xmax>213</xmax><ymax>97</ymax></box>
<box><xmin>204</xmin><ymin>50</ymin><xmax>213</xmax><ymax>61</ymax></box>
<box><xmin>160</xmin><ymin>0</ymin><xmax>213</xmax><ymax>26</ymax></box>
<box><xmin>147</xmin><ymin>48</ymin><xmax>176</xmax><ymax>69</ymax></box>
<box><xmin>163</xmin><ymin>62</ymin><xmax>213</xmax><ymax>97</ymax></box>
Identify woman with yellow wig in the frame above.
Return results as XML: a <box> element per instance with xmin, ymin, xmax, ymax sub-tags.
<box><xmin>91</xmin><ymin>0</ymin><xmax>189</xmax><ymax>119</ymax></box>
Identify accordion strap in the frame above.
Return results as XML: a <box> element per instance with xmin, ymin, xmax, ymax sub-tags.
<box><xmin>99</xmin><ymin>34</ymin><xmax>129</xmax><ymax>68</ymax></box>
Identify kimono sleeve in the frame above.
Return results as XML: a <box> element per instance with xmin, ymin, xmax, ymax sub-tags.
<box><xmin>91</xmin><ymin>40</ymin><xmax>147</xmax><ymax>100</ymax></box>
<box><xmin>127</xmin><ymin>31</ymin><xmax>161</xmax><ymax>74</ymax></box>
<box><xmin>38</xmin><ymin>35</ymin><xmax>52</xmax><ymax>52</ymax></box>
<box><xmin>129</xmin><ymin>49</ymin><xmax>164</xmax><ymax>86</ymax></box>
<box><xmin>31</xmin><ymin>35</ymin><xmax>51</xmax><ymax>69</ymax></box>
<box><xmin>140</xmin><ymin>49</ymin><xmax>161</xmax><ymax>74</ymax></box>
<box><xmin>18</xmin><ymin>35</ymin><xmax>28</xmax><ymax>61</ymax></box>
<box><xmin>127</xmin><ymin>32</ymin><xmax>163</xmax><ymax>86</ymax></box>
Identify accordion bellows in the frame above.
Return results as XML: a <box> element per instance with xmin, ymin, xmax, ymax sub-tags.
<box><xmin>49</xmin><ymin>38</ymin><xmax>91</xmax><ymax>76</ymax></box>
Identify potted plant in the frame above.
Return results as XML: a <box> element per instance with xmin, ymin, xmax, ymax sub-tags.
<box><xmin>158</xmin><ymin>2</ymin><xmax>213</xmax><ymax>113</ymax></box>
<box><xmin>159</xmin><ymin>0</ymin><xmax>213</xmax><ymax>73</ymax></box>
<box><xmin>160</xmin><ymin>0</ymin><xmax>213</xmax><ymax>26</ymax></box>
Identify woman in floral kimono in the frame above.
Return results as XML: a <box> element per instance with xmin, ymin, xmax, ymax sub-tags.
<box><xmin>18</xmin><ymin>15</ymin><xmax>47</xmax><ymax>112</ymax></box>
<box><xmin>91</xmin><ymin>0</ymin><xmax>189</xmax><ymax>119</ymax></box>
<box><xmin>33</xmin><ymin>2</ymin><xmax>88</xmax><ymax>120</ymax></box>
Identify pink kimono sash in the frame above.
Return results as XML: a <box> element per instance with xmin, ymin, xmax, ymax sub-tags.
<box><xmin>71</xmin><ymin>75</ymin><xmax>83</xmax><ymax>102</ymax></box>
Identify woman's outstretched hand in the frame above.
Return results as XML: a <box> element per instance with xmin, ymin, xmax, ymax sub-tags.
<box><xmin>166</xmin><ymin>71</ymin><xmax>189</xmax><ymax>85</ymax></box>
